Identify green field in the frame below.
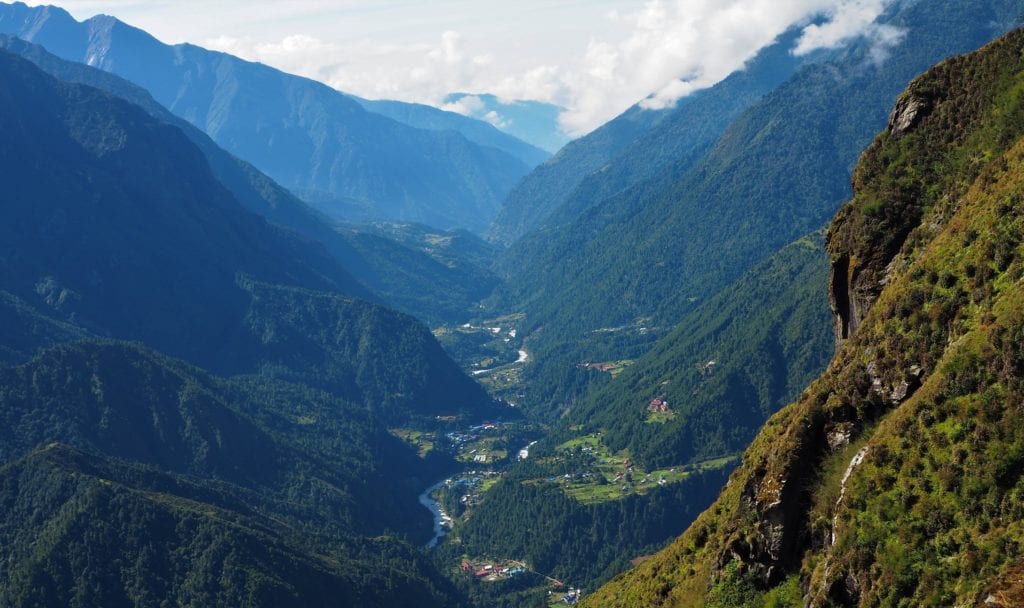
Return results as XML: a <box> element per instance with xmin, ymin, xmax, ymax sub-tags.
<box><xmin>553</xmin><ymin>434</ymin><xmax>735</xmax><ymax>505</ymax></box>
<box><xmin>456</xmin><ymin>436</ymin><xmax>509</xmax><ymax>464</ymax></box>
<box><xmin>645</xmin><ymin>410</ymin><xmax>678</xmax><ymax>424</ymax></box>
<box><xmin>389</xmin><ymin>428</ymin><xmax>436</xmax><ymax>458</ymax></box>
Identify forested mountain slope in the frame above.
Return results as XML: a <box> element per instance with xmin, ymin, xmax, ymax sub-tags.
<box><xmin>491</xmin><ymin>0</ymin><xmax>1021</xmax><ymax>418</ymax></box>
<box><xmin>0</xmin><ymin>34</ymin><xmax>501</xmax><ymax>325</ymax></box>
<box><xmin>487</xmin><ymin>25</ymin><xmax>809</xmax><ymax>246</ymax></box>
<box><xmin>570</xmin><ymin>233</ymin><xmax>833</xmax><ymax>470</ymax></box>
<box><xmin>584</xmin><ymin>27</ymin><xmax>1024</xmax><ymax>608</ymax></box>
<box><xmin>0</xmin><ymin>47</ymin><xmax>491</xmax><ymax>419</ymax></box>
<box><xmin>434</xmin><ymin>232</ymin><xmax>832</xmax><ymax>605</ymax></box>
<box><xmin>0</xmin><ymin>2</ymin><xmax>530</xmax><ymax>233</ymax></box>
<box><xmin>0</xmin><ymin>343</ymin><xmax>468</xmax><ymax>607</ymax></box>
<box><xmin>0</xmin><ymin>43</ymin><xmax>497</xmax><ymax>607</ymax></box>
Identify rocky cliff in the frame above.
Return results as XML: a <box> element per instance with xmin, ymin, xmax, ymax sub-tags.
<box><xmin>583</xmin><ymin>28</ymin><xmax>1024</xmax><ymax>608</ymax></box>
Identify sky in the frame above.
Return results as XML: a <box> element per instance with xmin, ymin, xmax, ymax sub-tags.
<box><xmin>22</xmin><ymin>0</ymin><xmax>898</xmax><ymax>136</ymax></box>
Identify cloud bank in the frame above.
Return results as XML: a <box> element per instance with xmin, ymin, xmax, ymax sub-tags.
<box><xmin>42</xmin><ymin>0</ymin><xmax>900</xmax><ymax>137</ymax></box>
<box><xmin>202</xmin><ymin>0</ymin><xmax>898</xmax><ymax>137</ymax></box>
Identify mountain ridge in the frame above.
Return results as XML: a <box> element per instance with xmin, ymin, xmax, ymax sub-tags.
<box><xmin>0</xmin><ymin>1</ymin><xmax>531</xmax><ymax>233</ymax></box>
<box><xmin>582</xmin><ymin>26</ymin><xmax>1024</xmax><ymax>608</ymax></box>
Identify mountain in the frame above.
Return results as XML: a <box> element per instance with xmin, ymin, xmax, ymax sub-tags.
<box><xmin>1</xmin><ymin>31</ymin><xmax>505</xmax><ymax>325</ymax></box>
<box><xmin>0</xmin><ymin>46</ymin><xmax>492</xmax><ymax>420</ymax></box>
<box><xmin>430</xmin><ymin>232</ymin><xmax>832</xmax><ymax>606</ymax></box>
<box><xmin>0</xmin><ymin>341</ymin><xmax>436</xmax><ymax>536</ymax></box>
<box><xmin>0</xmin><ymin>43</ymin><xmax>496</xmax><ymax>605</ymax></box>
<box><xmin>583</xmin><ymin>27</ymin><xmax>1024</xmax><ymax>608</ymax></box>
<box><xmin>0</xmin><ymin>2</ymin><xmax>531</xmax><ymax>233</ymax></box>
<box><xmin>486</xmin><ymin>25</ymin><xmax>810</xmax><ymax>246</ymax></box>
<box><xmin>0</xmin><ymin>290</ymin><xmax>93</xmax><ymax>365</ymax></box>
<box><xmin>485</xmin><ymin>103</ymin><xmax>667</xmax><ymax>246</ymax></box>
<box><xmin>488</xmin><ymin>0</ymin><xmax>1021</xmax><ymax>418</ymax></box>
<box><xmin>0</xmin><ymin>342</ymin><xmax>467</xmax><ymax>607</ymax></box>
<box><xmin>353</xmin><ymin>95</ymin><xmax>550</xmax><ymax>168</ymax></box>
<box><xmin>443</xmin><ymin>92</ymin><xmax>571</xmax><ymax>154</ymax></box>
<box><xmin>570</xmin><ymin>232</ymin><xmax>833</xmax><ymax>470</ymax></box>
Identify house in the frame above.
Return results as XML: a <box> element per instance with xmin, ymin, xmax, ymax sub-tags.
<box><xmin>648</xmin><ymin>397</ymin><xmax>670</xmax><ymax>413</ymax></box>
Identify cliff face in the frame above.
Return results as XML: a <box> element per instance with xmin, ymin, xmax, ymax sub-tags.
<box><xmin>583</xmin><ymin>28</ymin><xmax>1024</xmax><ymax>608</ymax></box>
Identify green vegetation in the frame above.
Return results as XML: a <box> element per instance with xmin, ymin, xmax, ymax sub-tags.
<box><xmin>569</xmin><ymin>233</ymin><xmax>832</xmax><ymax>470</ymax></box>
<box><xmin>488</xmin><ymin>25</ymin><xmax>809</xmax><ymax>246</ymax></box>
<box><xmin>582</xmin><ymin>26</ymin><xmax>1024</xmax><ymax>608</ymax></box>
<box><xmin>0</xmin><ymin>48</ymin><xmax>495</xmax><ymax>606</ymax></box>
<box><xmin>0</xmin><ymin>34</ymin><xmax>506</xmax><ymax>326</ymax></box>
<box><xmin>391</xmin><ymin>428</ymin><xmax>437</xmax><ymax>457</ymax></box>
<box><xmin>0</xmin><ymin>444</ymin><xmax>467</xmax><ymax>608</ymax></box>
<box><xmin>435</xmin><ymin>457</ymin><xmax>730</xmax><ymax>603</ymax></box>
<box><xmin>487</xmin><ymin>0</ymin><xmax>1022</xmax><ymax>420</ymax></box>
<box><xmin>581</xmin><ymin>360</ymin><xmax>635</xmax><ymax>378</ymax></box>
<box><xmin>0</xmin><ymin>341</ymin><xmax>467</xmax><ymax>607</ymax></box>
<box><xmin>547</xmin><ymin>435</ymin><xmax>733</xmax><ymax>505</ymax></box>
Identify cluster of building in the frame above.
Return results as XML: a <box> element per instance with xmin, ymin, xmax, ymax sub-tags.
<box><xmin>648</xmin><ymin>396</ymin><xmax>671</xmax><ymax>414</ymax></box>
<box><xmin>460</xmin><ymin>560</ymin><xmax>527</xmax><ymax>581</ymax></box>
<box><xmin>562</xmin><ymin>588</ymin><xmax>584</xmax><ymax>605</ymax></box>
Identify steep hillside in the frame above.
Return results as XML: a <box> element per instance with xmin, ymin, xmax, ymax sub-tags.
<box><xmin>0</xmin><ymin>444</ymin><xmax>467</xmax><ymax>608</ymax></box>
<box><xmin>0</xmin><ymin>290</ymin><xmax>93</xmax><ymax>365</ymax></box>
<box><xmin>490</xmin><ymin>0</ymin><xmax>1021</xmax><ymax>417</ymax></box>
<box><xmin>584</xmin><ymin>27</ymin><xmax>1024</xmax><ymax>608</ymax></box>
<box><xmin>571</xmin><ymin>233</ymin><xmax>832</xmax><ymax>470</ymax></box>
<box><xmin>486</xmin><ymin>102</ymin><xmax>667</xmax><ymax>246</ymax></box>
<box><xmin>433</xmin><ymin>233</ymin><xmax>831</xmax><ymax>605</ymax></box>
<box><xmin>0</xmin><ymin>2</ymin><xmax>530</xmax><ymax>233</ymax></box>
<box><xmin>488</xmin><ymin>25</ymin><xmax>808</xmax><ymax>246</ymax></box>
<box><xmin>0</xmin><ymin>34</ymin><xmax>502</xmax><ymax>324</ymax></box>
<box><xmin>0</xmin><ymin>48</ymin><xmax>492</xmax><ymax>419</ymax></box>
<box><xmin>0</xmin><ymin>341</ymin><xmax>439</xmax><ymax>538</ymax></box>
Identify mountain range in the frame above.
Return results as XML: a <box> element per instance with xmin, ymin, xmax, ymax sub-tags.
<box><xmin>0</xmin><ymin>1</ymin><xmax>544</xmax><ymax>233</ymax></box>
<box><xmin>0</xmin><ymin>33</ymin><xmax>504</xmax><ymax>325</ymax></box>
<box><xmin>0</xmin><ymin>43</ymin><xmax>498</xmax><ymax>605</ymax></box>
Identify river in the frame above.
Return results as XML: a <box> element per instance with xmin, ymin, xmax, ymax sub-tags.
<box><xmin>419</xmin><ymin>479</ymin><xmax>451</xmax><ymax>549</ymax></box>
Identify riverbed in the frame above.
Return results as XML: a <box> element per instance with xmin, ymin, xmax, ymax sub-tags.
<box><xmin>419</xmin><ymin>479</ymin><xmax>451</xmax><ymax>549</ymax></box>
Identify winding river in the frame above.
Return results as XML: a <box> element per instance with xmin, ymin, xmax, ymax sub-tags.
<box><xmin>418</xmin><ymin>479</ymin><xmax>450</xmax><ymax>549</ymax></box>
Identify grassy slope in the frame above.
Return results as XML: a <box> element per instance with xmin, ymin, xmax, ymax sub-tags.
<box><xmin>583</xmin><ymin>28</ymin><xmax>1024</xmax><ymax>608</ymax></box>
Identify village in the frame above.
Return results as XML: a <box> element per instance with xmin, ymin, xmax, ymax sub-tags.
<box><xmin>542</xmin><ymin>433</ymin><xmax>700</xmax><ymax>504</ymax></box>
<box><xmin>456</xmin><ymin>557</ymin><xmax>585</xmax><ymax>606</ymax></box>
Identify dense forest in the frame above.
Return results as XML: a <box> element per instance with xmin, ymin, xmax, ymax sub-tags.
<box><xmin>0</xmin><ymin>44</ymin><xmax>491</xmax><ymax>606</ymax></box>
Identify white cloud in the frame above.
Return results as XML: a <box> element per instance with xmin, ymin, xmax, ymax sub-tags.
<box><xmin>793</xmin><ymin>0</ymin><xmax>894</xmax><ymax>55</ymax></box>
<box><xmin>483</xmin><ymin>110</ymin><xmax>510</xmax><ymax>129</ymax></box>
<box><xmin>555</xmin><ymin>0</ymin><xmax>900</xmax><ymax>135</ymax></box>
<box><xmin>441</xmin><ymin>95</ymin><xmax>486</xmax><ymax>116</ymax></box>
<box><xmin>67</xmin><ymin>0</ymin><xmax>901</xmax><ymax>138</ymax></box>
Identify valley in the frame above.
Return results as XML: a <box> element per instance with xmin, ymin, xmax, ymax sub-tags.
<box><xmin>0</xmin><ymin>0</ymin><xmax>1023</xmax><ymax>606</ymax></box>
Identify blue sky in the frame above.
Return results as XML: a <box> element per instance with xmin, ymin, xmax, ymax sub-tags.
<box><xmin>23</xmin><ymin>0</ymin><xmax>898</xmax><ymax>135</ymax></box>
